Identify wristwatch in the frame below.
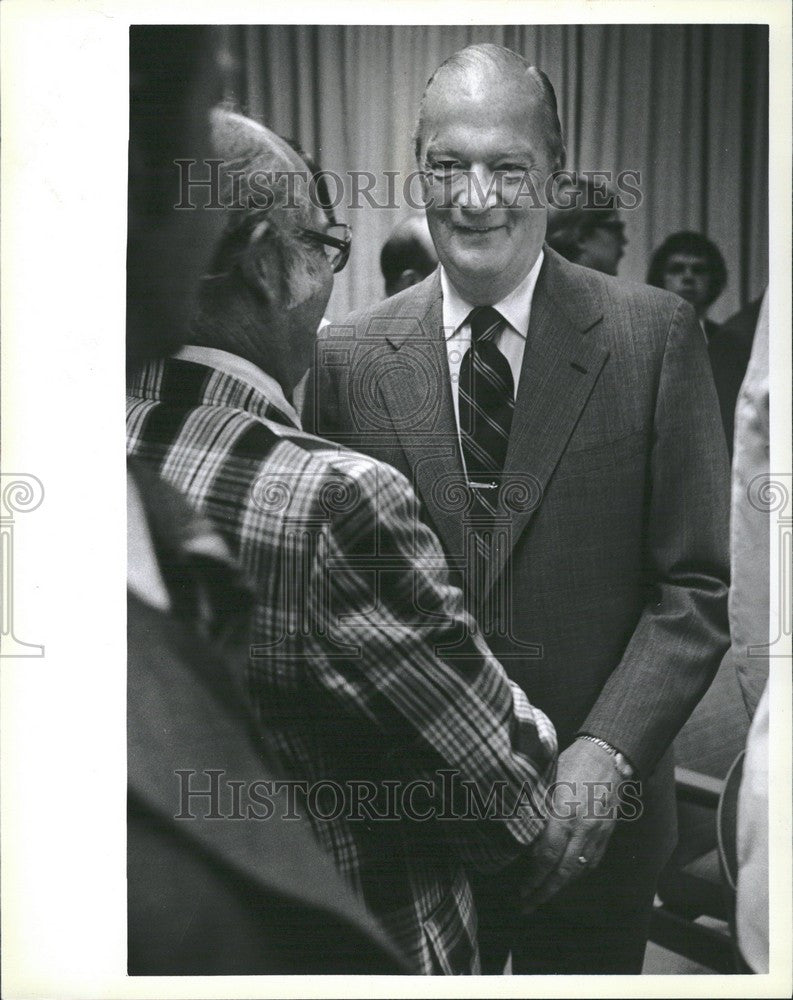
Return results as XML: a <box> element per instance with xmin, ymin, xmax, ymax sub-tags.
<box><xmin>577</xmin><ymin>735</ymin><xmax>635</xmax><ymax>779</ymax></box>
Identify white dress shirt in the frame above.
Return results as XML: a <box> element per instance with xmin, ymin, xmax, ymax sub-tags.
<box><xmin>440</xmin><ymin>251</ymin><xmax>544</xmax><ymax>434</ymax></box>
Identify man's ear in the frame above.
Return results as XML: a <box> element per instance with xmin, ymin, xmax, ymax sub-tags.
<box><xmin>240</xmin><ymin>217</ymin><xmax>279</xmax><ymax>303</ymax></box>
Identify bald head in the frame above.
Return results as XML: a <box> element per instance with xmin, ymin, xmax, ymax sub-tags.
<box><xmin>414</xmin><ymin>44</ymin><xmax>565</xmax><ymax>172</ymax></box>
<box><xmin>210</xmin><ymin>108</ymin><xmax>319</xmax><ymax>224</ymax></box>
<box><xmin>192</xmin><ymin>108</ymin><xmax>334</xmax><ymax>393</ymax></box>
<box><xmin>202</xmin><ymin>108</ymin><xmax>328</xmax><ymax>306</ymax></box>
<box><xmin>414</xmin><ymin>44</ymin><xmax>565</xmax><ymax>304</ymax></box>
<box><xmin>211</xmin><ymin>109</ymin><xmax>306</xmax><ymax>177</ymax></box>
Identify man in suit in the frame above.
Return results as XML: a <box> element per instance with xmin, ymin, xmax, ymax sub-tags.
<box><xmin>313</xmin><ymin>43</ymin><xmax>731</xmax><ymax>973</ymax></box>
<box><xmin>126</xmin><ymin>25</ymin><xmax>405</xmax><ymax>974</ymax></box>
<box><xmin>127</xmin><ymin>102</ymin><xmax>558</xmax><ymax>975</ymax></box>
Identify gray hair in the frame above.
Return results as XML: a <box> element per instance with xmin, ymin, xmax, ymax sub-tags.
<box><xmin>201</xmin><ymin>107</ymin><xmax>323</xmax><ymax>307</ymax></box>
<box><xmin>413</xmin><ymin>44</ymin><xmax>566</xmax><ymax>172</ymax></box>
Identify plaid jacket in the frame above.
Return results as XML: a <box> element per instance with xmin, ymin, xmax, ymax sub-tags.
<box><xmin>127</xmin><ymin>354</ymin><xmax>557</xmax><ymax>974</ymax></box>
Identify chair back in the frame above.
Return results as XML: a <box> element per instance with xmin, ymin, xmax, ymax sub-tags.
<box><xmin>717</xmin><ymin>748</ymin><xmax>745</xmax><ymax>893</ymax></box>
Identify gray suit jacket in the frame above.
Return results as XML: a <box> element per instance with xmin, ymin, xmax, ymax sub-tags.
<box><xmin>314</xmin><ymin>247</ymin><xmax>730</xmax><ymax>858</ymax></box>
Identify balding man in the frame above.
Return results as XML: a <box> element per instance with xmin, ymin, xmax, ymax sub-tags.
<box><xmin>381</xmin><ymin>214</ymin><xmax>438</xmax><ymax>296</ymax></box>
<box><xmin>313</xmin><ymin>43</ymin><xmax>730</xmax><ymax>973</ymax></box>
<box><xmin>127</xmin><ymin>105</ymin><xmax>558</xmax><ymax>975</ymax></box>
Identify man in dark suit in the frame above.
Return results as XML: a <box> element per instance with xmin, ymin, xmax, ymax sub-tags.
<box><xmin>313</xmin><ymin>43</ymin><xmax>731</xmax><ymax>973</ymax></box>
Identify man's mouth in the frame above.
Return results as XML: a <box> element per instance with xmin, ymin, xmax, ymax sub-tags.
<box><xmin>455</xmin><ymin>223</ymin><xmax>505</xmax><ymax>234</ymax></box>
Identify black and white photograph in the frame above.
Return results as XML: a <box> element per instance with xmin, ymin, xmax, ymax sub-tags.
<box><xmin>1</xmin><ymin>3</ymin><xmax>791</xmax><ymax>997</ymax></box>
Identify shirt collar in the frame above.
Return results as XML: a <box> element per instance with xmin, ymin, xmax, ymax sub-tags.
<box><xmin>174</xmin><ymin>345</ymin><xmax>301</xmax><ymax>429</ymax></box>
<box><xmin>440</xmin><ymin>249</ymin><xmax>544</xmax><ymax>340</ymax></box>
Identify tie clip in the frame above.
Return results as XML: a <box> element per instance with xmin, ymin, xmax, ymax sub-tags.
<box><xmin>468</xmin><ymin>480</ymin><xmax>499</xmax><ymax>490</ymax></box>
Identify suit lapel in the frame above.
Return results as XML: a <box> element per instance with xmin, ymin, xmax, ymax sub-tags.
<box><xmin>377</xmin><ymin>273</ymin><xmax>468</xmax><ymax>560</ymax></box>
<box><xmin>486</xmin><ymin>250</ymin><xmax>610</xmax><ymax>592</ymax></box>
<box><xmin>375</xmin><ymin>255</ymin><xmax>610</xmax><ymax>584</ymax></box>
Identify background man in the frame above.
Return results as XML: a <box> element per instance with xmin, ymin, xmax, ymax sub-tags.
<box><xmin>647</xmin><ymin>230</ymin><xmax>727</xmax><ymax>338</ymax></box>
<box><xmin>127</xmin><ymin>104</ymin><xmax>558</xmax><ymax>975</ymax></box>
<box><xmin>313</xmin><ymin>43</ymin><xmax>730</xmax><ymax>974</ymax></box>
<box><xmin>545</xmin><ymin>172</ymin><xmax>627</xmax><ymax>275</ymax></box>
<box><xmin>380</xmin><ymin>214</ymin><xmax>439</xmax><ymax>296</ymax></box>
<box><xmin>647</xmin><ymin>231</ymin><xmax>748</xmax><ymax>455</ymax></box>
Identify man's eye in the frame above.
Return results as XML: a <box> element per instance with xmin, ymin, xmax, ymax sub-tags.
<box><xmin>495</xmin><ymin>164</ymin><xmax>529</xmax><ymax>178</ymax></box>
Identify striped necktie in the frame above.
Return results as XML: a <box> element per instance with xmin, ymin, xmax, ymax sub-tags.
<box><xmin>458</xmin><ymin>306</ymin><xmax>514</xmax><ymax>516</ymax></box>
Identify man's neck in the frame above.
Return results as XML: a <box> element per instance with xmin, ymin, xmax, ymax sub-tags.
<box><xmin>444</xmin><ymin>251</ymin><xmax>542</xmax><ymax>307</ymax></box>
<box><xmin>191</xmin><ymin>292</ymin><xmax>286</xmax><ymax>389</ymax></box>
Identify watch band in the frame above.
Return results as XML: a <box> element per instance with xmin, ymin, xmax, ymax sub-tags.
<box><xmin>577</xmin><ymin>735</ymin><xmax>635</xmax><ymax>779</ymax></box>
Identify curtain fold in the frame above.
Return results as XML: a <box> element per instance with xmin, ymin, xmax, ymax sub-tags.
<box><xmin>223</xmin><ymin>24</ymin><xmax>768</xmax><ymax>322</ymax></box>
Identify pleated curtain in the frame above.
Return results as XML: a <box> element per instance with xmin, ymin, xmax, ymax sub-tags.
<box><xmin>219</xmin><ymin>24</ymin><xmax>768</xmax><ymax>323</ymax></box>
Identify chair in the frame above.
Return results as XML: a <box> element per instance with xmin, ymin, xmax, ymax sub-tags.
<box><xmin>648</xmin><ymin>658</ymin><xmax>750</xmax><ymax>973</ymax></box>
<box><xmin>648</xmin><ymin>752</ymin><xmax>745</xmax><ymax>973</ymax></box>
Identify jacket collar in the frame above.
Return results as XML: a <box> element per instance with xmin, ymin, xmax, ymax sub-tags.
<box><xmin>128</xmin><ymin>348</ymin><xmax>301</xmax><ymax>430</ymax></box>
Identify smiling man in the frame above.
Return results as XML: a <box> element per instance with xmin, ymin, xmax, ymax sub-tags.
<box><xmin>415</xmin><ymin>53</ymin><xmax>562</xmax><ymax>305</ymax></box>
<box><xmin>314</xmin><ymin>43</ymin><xmax>731</xmax><ymax>974</ymax></box>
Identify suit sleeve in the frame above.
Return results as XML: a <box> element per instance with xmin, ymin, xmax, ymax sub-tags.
<box><xmin>307</xmin><ymin>458</ymin><xmax>557</xmax><ymax>871</ymax></box>
<box><xmin>578</xmin><ymin>299</ymin><xmax>731</xmax><ymax>777</ymax></box>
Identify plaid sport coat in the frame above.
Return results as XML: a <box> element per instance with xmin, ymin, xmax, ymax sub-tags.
<box><xmin>127</xmin><ymin>354</ymin><xmax>557</xmax><ymax>975</ymax></box>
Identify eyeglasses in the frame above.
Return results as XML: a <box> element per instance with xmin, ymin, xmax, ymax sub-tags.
<box><xmin>298</xmin><ymin>222</ymin><xmax>352</xmax><ymax>274</ymax></box>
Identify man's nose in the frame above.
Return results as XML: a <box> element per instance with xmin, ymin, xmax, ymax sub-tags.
<box><xmin>458</xmin><ymin>165</ymin><xmax>498</xmax><ymax>212</ymax></box>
